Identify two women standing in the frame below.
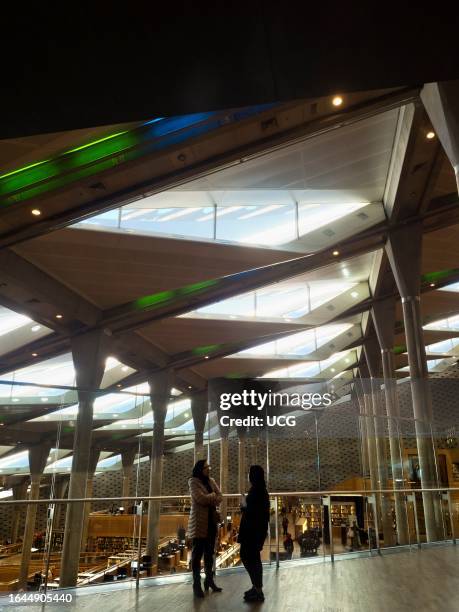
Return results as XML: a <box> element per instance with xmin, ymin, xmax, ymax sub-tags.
<box><xmin>188</xmin><ymin>459</ymin><xmax>270</xmax><ymax>603</ymax></box>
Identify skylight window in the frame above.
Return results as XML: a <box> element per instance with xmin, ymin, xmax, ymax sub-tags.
<box><xmin>0</xmin><ymin>309</ymin><xmax>31</xmax><ymax>337</ymax></box>
<box><xmin>423</xmin><ymin>314</ymin><xmax>459</xmax><ymax>332</ymax></box>
<box><xmin>183</xmin><ymin>280</ymin><xmax>358</xmax><ymax>321</ymax></box>
<box><xmin>231</xmin><ymin>324</ymin><xmax>353</xmax><ymax>358</ymax></box>
<box><xmin>438</xmin><ymin>281</ymin><xmax>459</xmax><ymax>293</ymax></box>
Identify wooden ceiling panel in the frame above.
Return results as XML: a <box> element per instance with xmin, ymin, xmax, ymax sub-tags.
<box><xmin>138</xmin><ymin>318</ymin><xmax>300</xmax><ymax>354</ymax></box>
<box><xmin>14</xmin><ymin>228</ymin><xmax>297</xmax><ymax>309</ymax></box>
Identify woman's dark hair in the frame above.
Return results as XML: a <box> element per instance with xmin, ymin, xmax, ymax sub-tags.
<box><xmin>249</xmin><ymin>464</ymin><xmax>266</xmax><ymax>489</ymax></box>
<box><xmin>192</xmin><ymin>459</ymin><xmax>208</xmax><ymax>479</ymax></box>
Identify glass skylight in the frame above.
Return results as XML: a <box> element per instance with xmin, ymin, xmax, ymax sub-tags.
<box><xmin>229</xmin><ymin>324</ymin><xmax>353</xmax><ymax>358</ymax></box>
<box><xmin>0</xmin><ymin>306</ymin><xmax>53</xmax><ymax>357</ymax></box>
<box><xmin>95</xmin><ymin>398</ymin><xmax>191</xmax><ymax>431</ymax></box>
<box><xmin>259</xmin><ymin>350</ymin><xmax>356</xmax><ymax>379</ymax></box>
<box><xmin>0</xmin><ymin>451</ymin><xmax>29</xmax><ymax>471</ymax></box>
<box><xmin>438</xmin><ymin>281</ymin><xmax>459</xmax><ymax>293</ymax></box>
<box><xmin>0</xmin><ymin>309</ymin><xmax>32</xmax><ymax>336</ymax></box>
<box><xmin>182</xmin><ymin>280</ymin><xmax>358</xmax><ymax>321</ymax></box>
<box><xmin>75</xmin><ymin>197</ymin><xmax>373</xmax><ymax>248</ymax></box>
<box><xmin>1</xmin><ymin>354</ymin><xmax>136</xmax><ymax>399</ymax></box>
<box><xmin>423</xmin><ymin>314</ymin><xmax>459</xmax><ymax>332</ymax></box>
<box><xmin>426</xmin><ymin>338</ymin><xmax>459</xmax><ymax>354</ymax></box>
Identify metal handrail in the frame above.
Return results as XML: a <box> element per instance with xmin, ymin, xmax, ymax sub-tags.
<box><xmin>1</xmin><ymin>487</ymin><xmax>459</xmax><ymax>505</ymax></box>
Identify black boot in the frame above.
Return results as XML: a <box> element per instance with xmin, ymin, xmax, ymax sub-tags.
<box><xmin>193</xmin><ymin>576</ymin><xmax>205</xmax><ymax>598</ymax></box>
<box><xmin>204</xmin><ymin>573</ymin><xmax>222</xmax><ymax>593</ymax></box>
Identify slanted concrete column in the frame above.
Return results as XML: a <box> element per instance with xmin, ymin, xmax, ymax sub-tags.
<box><xmin>364</xmin><ymin>340</ymin><xmax>396</xmax><ymax>547</ymax></box>
<box><xmin>386</xmin><ymin>223</ymin><xmax>440</xmax><ymax>542</ymax></box>
<box><xmin>121</xmin><ymin>447</ymin><xmax>137</xmax><ymax>502</ymax></box>
<box><xmin>146</xmin><ymin>370</ymin><xmax>174</xmax><ymax>563</ymax></box>
<box><xmin>372</xmin><ymin>297</ymin><xmax>409</xmax><ymax>545</ymax></box>
<box><xmin>219</xmin><ymin>426</ymin><xmax>229</xmax><ymax>527</ymax></box>
<box><xmin>10</xmin><ymin>478</ymin><xmax>28</xmax><ymax>544</ymax></box>
<box><xmin>421</xmin><ymin>81</ymin><xmax>459</xmax><ymax>193</ymax></box>
<box><xmin>191</xmin><ymin>391</ymin><xmax>207</xmax><ymax>463</ymax></box>
<box><xmin>60</xmin><ymin>330</ymin><xmax>110</xmax><ymax>588</ymax></box>
<box><xmin>81</xmin><ymin>449</ymin><xmax>101</xmax><ymax>551</ymax></box>
<box><xmin>18</xmin><ymin>444</ymin><xmax>50</xmax><ymax>589</ymax></box>
<box><xmin>237</xmin><ymin>429</ymin><xmax>247</xmax><ymax>493</ymax></box>
<box><xmin>51</xmin><ymin>477</ymin><xmax>69</xmax><ymax>538</ymax></box>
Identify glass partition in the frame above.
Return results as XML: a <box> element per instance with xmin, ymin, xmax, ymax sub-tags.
<box><xmin>0</xmin><ymin>374</ymin><xmax>458</xmax><ymax>594</ymax></box>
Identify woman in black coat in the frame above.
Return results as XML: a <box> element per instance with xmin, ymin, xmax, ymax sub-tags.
<box><xmin>238</xmin><ymin>465</ymin><xmax>270</xmax><ymax>603</ymax></box>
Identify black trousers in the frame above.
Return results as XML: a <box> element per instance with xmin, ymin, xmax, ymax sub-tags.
<box><xmin>240</xmin><ymin>544</ymin><xmax>263</xmax><ymax>589</ymax></box>
<box><xmin>191</xmin><ymin>534</ymin><xmax>215</xmax><ymax>581</ymax></box>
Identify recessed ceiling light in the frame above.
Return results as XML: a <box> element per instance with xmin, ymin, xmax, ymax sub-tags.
<box><xmin>31</xmin><ymin>209</ymin><xmax>41</xmax><ymax>216</ymax></box>
<box><xmin>32</xmin><ymin>352</ymin><xmax>38</xmax><ymax>357</ymax></box>
<box><xmin>31</xmin><ymin>325</ymin><xmax>41</xmax><ymax>332</ymax></box>
<box><xmin>117</xmin><ymin>384</ymin><xmax>122</xmax><ymax>388</ymax></box>
<box><xmin>184</xmin><ymin>412</ymin><xmax>189</xmax><ymax>418</ymax></box>
<box><xmin>55</xmin><ymin>314</ymin><xmax>63</xmax><ymax>319</ymax></box>
<box><xmin>426</xmin><ymin>131</ymin><xmax>435</xmax><ymax>140</ymax></box>
<box><xmin>229</xmin><ymin>315</ymin><xmax>237</xmax><ymax>320</ymax></box>
<box><xmin>188</xmin><ymin>386</ymin><xmax>192</xmax><ymax>389</ymax></box>
<box><xmin>332</xmin><ymin>96</ymin><xmax>343</xmax><ymax>106</ymax></box>
<box><xmin>121</xmin><ymin>366</ymin><xmax>129</xmax><ymax>372</ymax></box>
<box><xmin>332</xmin><ymin>250</ymin><xmax>339</xmax><ymax>256</ymax></box>
<box><xmin>12</xmin><ymin>398</ymin><xmax>19</xmax><ymax>402</ymax></box>
<box><xmin>350</xmin><ymin>291</ymin><xmax>359</xmax><ymax>298</ymax></box>
<box><xmin>41</xmin><ymin>397</ymin><xmax>48</xmax><ymax>402</ymax></box>
<box><xmin>331</xmin><ymin>368</ymin><xmax>336</xmax><ymax>373</ymax></box>
<box><xmin>204</xmin><ymin>356</ymin><xmax>209</xmax><ymax>359</ymax></box>
<box><xmin>122</xmin><ymin>425</ymin><xmax>127</xmax><ymax>428</ymax></box>
<box><xmin>429</xmin><ymin>283</ymin><xmax>435</xmax><ymax>288</ymax></box>
<box><xmin>345</xmin><ymin>358</ymin><xmax>350</xmax><ymax>363</ymax></box>
<box><xmin>113</xmin><ymin>413</ymin><xmax>118</xmax><ymax>417</ymax></box>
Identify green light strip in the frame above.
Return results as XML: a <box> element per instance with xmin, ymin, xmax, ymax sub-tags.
<box><xmin>66</xmin><ymin>130</ymin><xmax>130</xmax><ymax>154</ymax></box>
<box><xmin>132</xmin><ymin>279</ymin><xmax>218</xmax><ymax>312</ymax></box>
<box><xmin>422</xmin><ymin>268</ymin><xmax>459</xmax><ymax>283</ymax></box>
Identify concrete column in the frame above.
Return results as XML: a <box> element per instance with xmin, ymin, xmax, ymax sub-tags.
<box><xmin>191</xmin><ymin>391</ymin><xmax>207</xmax><ymax>463</ymax></box>
<box><xmin>146</xmin><ymin>370</ymin><xmax>173</xmax><ymax>563</ymax></box>
<box><xmin>372</xmin><ymin>296</ymin><xmax>409</xmax><ymax>545</ymax></box>
<box><xmin>80</xmin><ymin>449</ymin><xmax>101</xmax><ymax>552</ymax></box>
<box><xmin>421</xmin><ymin>81</ymin><xmax>459</xmax><ymax>193</ymax></box>
<box><xmin>18</xmin><ymin>444</ymin><xmax>50</xmax><ymax>589</ymax></box>
<box><xmin>10</xmin><ymin>478</ymin><xmax>28</xmax><ymax>544</ymax></box>
<box><xmin>121</xmin><ymin>447</ymin><xmax>137</xmax><ymax>501</ymax></box>
<box><xmin>60</xmin><ymin>330</ymin><xmax>110</xmax><ymax>588</ymax></box>
<box><xmin>386</xmin><ymin>223</ymin><xmax>440</xmax><ymax>542</ymax></box>
<box><xmin>364</xmin><ymin>340</ymin><xmax>396</xmax><ymax>547</ymax></box>
<box><xmin>237</xmin><ymin>429</ymin><xmax>247</xmax><ymax>493</ymax></box>
<box><xmin>219</xmin><ymin>427</ymin><xmax>229</xmax><ymax>527</ymax></box>
<box><xmin>51</xmin><ymin>477</ymin><xmax>69</xmax><ymax>540</ymax></box>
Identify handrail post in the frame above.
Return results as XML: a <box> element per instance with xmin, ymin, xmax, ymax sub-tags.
<box><xmin>407</xmin><ymin>493</ymin><xmax>421</xmax><ymax>548</ymax></box>
<box><xmin>323</xmin><ymin>495</ymin><xmax>334</xmax><ymax>562</ymax></box>
<box><xmin>136</xmin><ymin>501</ymin><xmax>143</xmax><ymax>589</ymax></box>
<box><xmin>274</xmin><ymin>495</ymin><xmax>279</xmax><ymax>569</ymax></box>
<box><xmin>443</xmin><ymin>491</ymin><xmax>456</xmax><ymax>545</ymax></box>
<box><xmin>368</xmin><ymin>494</ymin><xmax>381</xmax><ymax>555</ymax></box>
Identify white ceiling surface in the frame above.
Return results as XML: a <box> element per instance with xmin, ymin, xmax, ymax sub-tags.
<box><xmin>167</xmin><ymin>108</ymin><xmax>399</xmax><ymax>197</ymax></box>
